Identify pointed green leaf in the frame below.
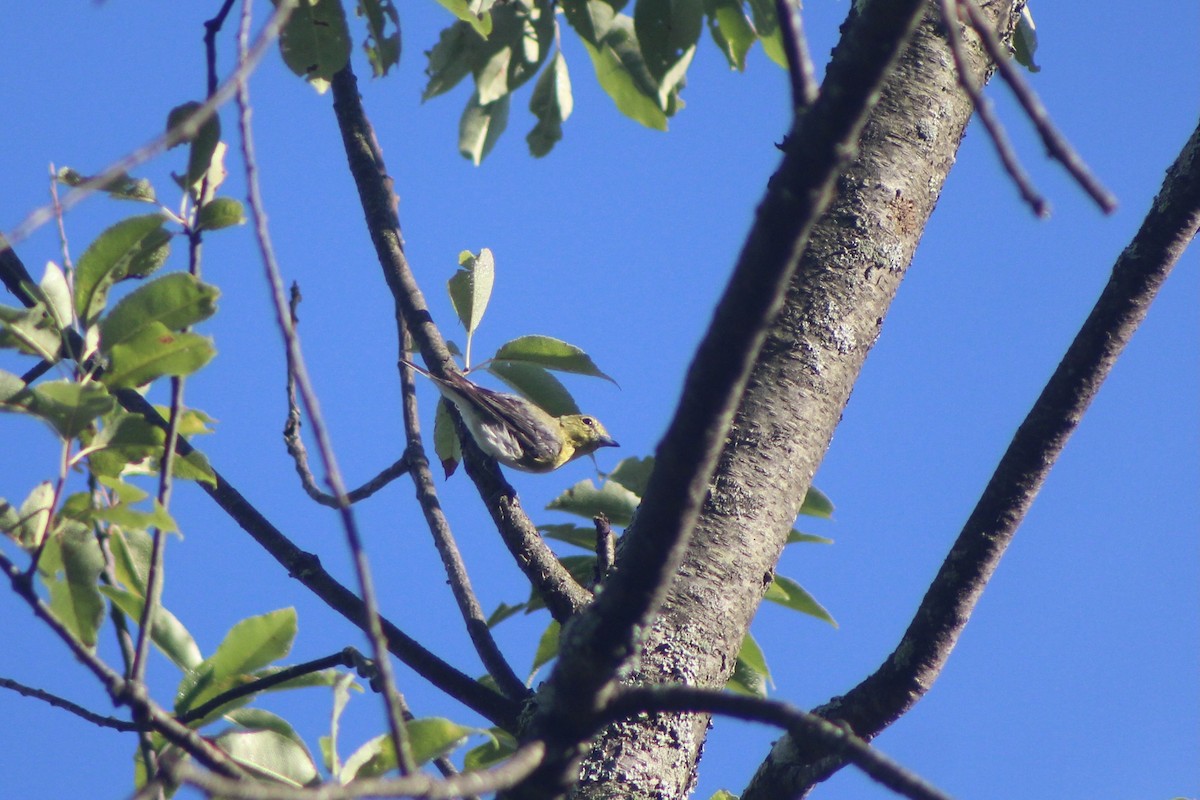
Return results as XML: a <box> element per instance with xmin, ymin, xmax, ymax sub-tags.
<box><xmin>215</xmin><ymin>729</ymin><xmax>320</xmax><ymax>786</ymax></box>
<box><xmin>433</xmin><ymin>397</ymin><xmax>462</xmax><ymax>477</ymax></box>
<box><xmin>561</xmin><ymin>0</ymin><xmax>620</xmax><ymax>44</ymax></box>
<box><xmin>0</xmin><ymin>380</ymin><xmax>116</xmax><ymax>439</ymax></box>
<box><xmin>546</xmin><ymin>478</ymin><xmax>639</xmax><ymax>526</ymax></box>
<box><xmin>272</xmin><ymin>0</ymin><xmax>352</xmax><ymax>92</ymax></box>
<box><xmin>176</xmin><ymin>608</ymin><xmax>297</xmax><ymax>715</ymax></box>
<box><xmin>799</xmin><ymin>485</ymin><xmax>833</xmax><ymax>519</ymax></box>
<box><xmin>196</xmin><ymin>198</ymin><xmax>246</xmax><ymax>231</ymax></box>
<box><xmin>74</xmin><ymin>214</ymin><xmax>171</xmax><ymax>324</ymax></box>
<box><xmin>38</xmin><ymin>261</ymin><xmax>74</xmax><ymax>333</ymax></box>
<box><xmin>107</xmin><ymin>524</ymin><xmax>151</xmax><ymax>595</ymax></box>
<box><xmin>746</xmin><ymin>0</ymin><xmax>786</xmax><ymax>67</ymax></box>
<box><xmin>423</xmin><ymin>22</ymin><xmax>480</xmax><ymax>101</ymax></box>
<box><xmin>358</xmin><ymin>0</ymin><xmax>401</xmax><ymax>77</ymax></box>
<box><xmin>341</xmin><ymin>719</ymin><xmax>474</xmax><ymax>780</ymax></box>
<box><xmin>92</xmin><ymin>500</ymin><xmax>179</xmax><ymax>535</ymax></box>
<box><xmin>531</xmin><ymin>619</ymin><xmax>561</xmax><ymax>674</ymax></box>
<box><xmin>100</xmin><ymin>585</ymin><xmax>204</xmax><ymax>670</ymax></box>
<box><xmin>448</xmin><ymin>248</ymin><xmax>495</xmax><ymax>337</ymax></box>
<box><xmin>492</xmin><ymin>335</ymin><xmax>615</xmax><ymax>382</ymax></box>
<box><xmin>635</xmin><ymin>0</ymin><xmax>702</xmax><ymax>84</ymax></box>
<box><xmin>764</xmin><ymin>575</ymin><xmax>836</xmax><ymax>626</ymax></box>
<box><xmin>46</xmin><ymin>522</ymin><xmax>106</xmax><ymax>649</ymax></box>
<box><xmin>537</xmin><ymin>523</ymin><xmax>596</xmax><ymax>550</ymax></box>
<box><xmin>581</xmin><ymin>27</ymin><xmax>668</xmax><ymax>130</ymax></box>
<box><xmin>608</xmin><ymin>455</ymin><xmax>653</xmax><ymax>497</ymax></box>
<box><xmin>527</xmin><ymin>51</ymin><xmax>573</xmax><ymax>157</ymax></box>
<box><xmin>0</xmin><ymin>303</ymin><xmax>63</xmax><ymax>361</ymax></box>
<box><xmin>485</xmin><ymin>601</ymin><xmax>526</xmax><ymax>627</ymax></box>
<box><xmin>166</xmin><ymin>102</ymin><xmax>222</xmax><ymax>190</ymax></box>
<box><xmin>726</xmin><ymin>632</ymin><xmax>770</xmax><ymax>697</ymax></box>
<box><xmin>434</xmin><ymin>0</ymin><xmax>494</xmax><ymax>38</ymax></box>
<box><xmin>100</xmin><ymin>273</ymin><xmax>219</xmax><ymax>353</ymax></box>
<box><xmin>1013</xmin><ymin>7</ymin><xmax>1040</xmax><ymax>72</ymax></box>
<box><xmin>463</xmin><ymin>728</ymin><xmax>518</xmax><ymax>771</ymax></box>
<box><xmin>101</xmin><ymin>325</ymin><xmax>215</xmax><ymax>390</ymax></box>
<box><xmin>786</xmin><ymin>530</ymin><xmax>833</xmax><ymax>545</ymax></box>
<box><xmin>0</xmin><ymin>481</ymin><xmax>54</xmax><ymax>549</ymax></box>
<box><xmin>705</xmin><ymin>0</ymin><xmax>756</xmax><ymax>71</ymax></box>
<box><xmin>459</xmin><ymin>90</ymin><xmax>510</xmax><ymax>165</ymax></box>
<box><xmin>57</xmin><ymin>167</ymin><xmax>156</xmax><ymax>203</ymax></box>
<box><xmin>488</xmin><ymin>361</ymin><xmax>579</xmax><ymax>417</ymax></box>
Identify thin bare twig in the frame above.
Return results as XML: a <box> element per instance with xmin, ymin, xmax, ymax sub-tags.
<box><xmin>958</xmin><ymin>0</ymin><xmax>1118</xmax><ymax>213</ymax></box>
<box><xmin>395</xmin><ymin>329</ymin><xmax>531</xmax><ymax>702</ymax></box>
<box><xmin>775</xmin><ymin>0</ymin><xmax>819</xmax><ymax>109</ymax></box>
<box><xmin>234</xmin><ymin>1</ymin><xmax>413</xmax><ymax>774</ymax></box>
<box><xmin>283</xmin><ymin>286</ymin><xmax>413</xmax><ymax>506</ymax></box>
<box><xmin>0</xmin><ymin>677</ymin><xmax>140</xmax><ymax>732</ymax></box>
<box><xmin>939</xmin><ymin>0</ymin><xmax>1049</xmax><ymax>216</ymax></box>
<box><xmin>0</xmin><ymin>549</ymin><xmax>245</xmax><ymax>776</ymax></box>
<box><xmin>3</xmin><ymin>0</ymin><xmax>298</xmax><ymax>246</ymax></box>
<box><xmin>608</xmin><ymin>686</ymin><xmax>955</xmax><ymax>800</ymax></box>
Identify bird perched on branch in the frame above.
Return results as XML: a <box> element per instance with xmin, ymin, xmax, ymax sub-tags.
<box><xmin>403</xmin><ymin>360</ymin><xmax>618</xmax><ymax>473</ymax></box>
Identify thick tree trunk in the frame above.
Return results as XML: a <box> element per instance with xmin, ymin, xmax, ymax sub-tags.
<box><xmin>569</xmin><ymin>2</ymin><xmax>1021</xmax><ymax>798</ymax></box>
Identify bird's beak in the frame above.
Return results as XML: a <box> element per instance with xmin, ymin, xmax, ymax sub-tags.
<box><xmin>599</xmin><ymin>435</ymin><xmax>619</xmax><ymax>448</ymax></box>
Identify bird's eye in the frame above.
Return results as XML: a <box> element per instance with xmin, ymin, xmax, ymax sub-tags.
<box><xmin>582</xmin><ymin>416</ymin><xmax>596</xmax><ymax>427</ymax></box>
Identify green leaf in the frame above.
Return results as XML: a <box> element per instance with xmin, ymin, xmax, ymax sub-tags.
<box><xmin>580</xmin><ymin>20</ymin><xmax>669</xmax><ymax>130</ymax></box>
<box><xmin>423</xmin><ymin>22</ymin><xmax>480</xmax><ymax>101</ymax></box>
<box><xmin>1013</xmin><ymin>7</ymin><xmax>1040</xmax><ymax>72</ymax></box>
<box><xmin>434</xmin><ymin>0</ymin><xmax>494</xmax><ymax>39</ymax></box>
<box><xmin>799</xmin><ymin>485</ymin><xmax>834</xmax><ymax>519</ymax></box>
<box><xmin>100</xmin><ymin>585</ymin><xmax>204</xmax><ymax>670</ymax></box>
<box><xmin>358</xmin><ymin>0</ymin><xmax>401</xmax><ymax>77</ymax></box>
<box><xmin>608</xmin><ymin>455</ymin><xmax>653</xmax><ymax>497</ymax></box>
<box><xmin>531</xmin><ymin>619</ymin><xmax>561</xmax><ymax>674</ymax></box>
<box><xmin>726</xmin><ymin>632</ymin><xmax>770</xmax><ymax>697</ymax></box>
<box><xmin>101</xmin><ymin>325</ymin><xmax>215</xmax><ymax>390</ymax></box>
<box><xmin>272</xmin><ymin>0</ymin><xmax>353</xmax><ymax>92</ymax></box>
<box><xmin>459</xmin><ymin>91</ymin><xmax>510</xmax><ymax>165</ymax></box>
<box><xmin>57</xmin><ymin>167</ymin><xmax>156</xmax><ymax>203</ymax></box>
<box><xmin>523</xmin><ymin>555</ymin><xmax>594</xmax><ymax>612</ymax></box>
<box><xmin>100</xmin><ymin>273</ymin><xmax>220</xmax><ymax>353</ymax></box>
<box><xmin>196</xmin><ymin>197</ymin><xmax>246</xmax><ymax>231</ymax></box>
<box><xmin>85</xmin><ymin>408</ymin><xmax>217</xmax><ymax>487</ymax></box>
<box><xmin>561</xmin><ymin>0</ymin><xmax>622</xmax><ymax>45</ymax></box>
<box><xmin>448</xmin><ymin>248</ymin><xmax>495</xmax><ymax>344</ymax></box>
<box><xmin>485</xmin><ymin>601</ymin><xmax>527</xmax><ymax>627</ymax></box>
<box><xmin>527</xmin><ymin>50</ymin><xmax>573</xmax><ymax>157</ymax></box>
<box><xmin>176</xmin><ymin>608</ymin><xmax>297</xmax><ymax>715</ymax></box>
<box><xmin>323</xmin><ymin>671</ymin><xmax>358</xmax><ymax>775</ymax></box>
<box><xmin>463</xmin><ymin>728</ymin><xmax>518</xmax><ymax>771</ymax></box>
<box><xmin>0</xmin><ymin>303</ymin><xmax>63</xmax><ymax>361</ymax></box>
<box><xmin>92</xmin><ymin>500</ymin><xmax>179</xmax><ymax>535</ymax></box>
<box><xmin>341</xmin><ymin>719</ymin><xmax>474</xmax><ymax>780</ymax></box>
<box><xmin>746</xmin><ymin>0</ymin><xmax>785</xmax><ymax>67</ymax></box>
<box><xmin>0</xmin><ymin>379</ymin><xmax>116</xmax><ymax>439</ymax></box>
<box><xmin>215</xmin><ymin>728</ymin><xmax>320</xmax><ymax>787</ymax></box>
<box><xmin>709</xmin><ymin>790</ymin><xmax>739</xmax><ymax>800</ymax></box>
<box><xmin>487</xmin><ymin>361</ymin><xmax>579</xmax><ymax>417</ymax></box>
<box><xmin>538</xmin><ymin>523</ymin><xmax>596</xmax><ymax>550</ymax></box>
<box><xmin>433</xmin><ymin>397</ymin><xmax>462</xmax><ymax>477</ymax></box>
<box><xmin>74</xmin><ymin>214</ymin><xmax>171</xmax><ymax>325</ymax></box>
<box><xmin>492</xmin><ymin>334</ymin><xmax>616</xmax><ymax>382</ymax></box>
<box><xmin>786</xmin><ymin>529</ymin><xmax>833</xmax><ymax>545</ymax></box>
<box><xmin>0</xmin><ymin>481</ymin><xmax>54</xmax><ymax>549</ymax></box>
<box><xmin>107</xmin><ymin>524</ymin><xmax>151</xmax><ymax>595</ymax></box>
<box><xmin>46</xmin><ymin>522</ymin><xmax>106</xmax><ymax>649</ymax></box>
<box><xmin>764</xmin><ymin>575</ymin><xmax>836</xmax><ymax>626</ymax></box>
<box><xmin>546</xmin><ymin>477</ymin><xmax>639</xmax><ymax>526</ymax></box>
<box><xmin>37</xmin><ymin>261</ymin><xmax>74</xmax><ymax>334</ymax></box>
<box><xmin>166</xmin><ymin>101</ymin><xmax>222</xmax><ymax>191</ymax></box>
<box><xmin>704</xmin><ymin>0</ymin><xmax>756</xmax><ymax>71</ymax></box>
<box><xmin>634</xmin><ymin>0</ymin><xmax>702</xmax><ymax>84</ymax></box>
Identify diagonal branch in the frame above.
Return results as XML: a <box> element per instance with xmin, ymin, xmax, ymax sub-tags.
<box><xmin>326</xmin><ymin>64</ymin><xmax>589</xmax><ymax>620</ymax></box>
<box><xmin>512</xmin><ymin>0</ymin><xmax>931</xmax><ymax>795</ymax></box>
<box><xmin>746</xmin><ymin>119</ymin><xmax>1200</xmax><ymax>799</ymax></box>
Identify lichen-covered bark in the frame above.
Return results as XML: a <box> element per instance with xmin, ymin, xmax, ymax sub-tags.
<box><xmin>569</xmin><ymin>3</ymin><xmax>1021</xmax><ymax>798</ymax></box>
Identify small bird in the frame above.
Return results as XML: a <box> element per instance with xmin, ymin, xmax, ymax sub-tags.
<box><xmin>404</xmin><ymin>360</ymin><xmax>618</xmax><ymax>473</ymax></box>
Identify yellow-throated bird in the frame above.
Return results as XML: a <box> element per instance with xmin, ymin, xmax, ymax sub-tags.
<box><xmin>404</xmin><ymin>360</ymin><xmax>618</xmax><ymax>472</ymax></box>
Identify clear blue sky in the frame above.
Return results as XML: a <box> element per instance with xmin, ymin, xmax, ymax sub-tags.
<box><xmin>1</xmin><ymin>2</ymin><xmax>1196</xmax><ymax>799</ymax></box>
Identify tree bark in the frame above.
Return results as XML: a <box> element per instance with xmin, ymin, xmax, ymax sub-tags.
<box><xmin>569</xmin><ymin>2</ymin><xmax>1021</xmax><ymax>798</ymax></box>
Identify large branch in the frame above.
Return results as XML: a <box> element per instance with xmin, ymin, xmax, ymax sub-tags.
<box><xmin>509</xmin><ymin>0</ymin><xmax>932</xmax><ymax>797</ymax></box>
<box><xmin>745</xmin><ymin>117</ymin><xmax>1200</xmax><ymax>800</ymax></box>
<box><xmin>569</xmin><ymin>2</ymin><xmax>1024</xmax><ymax>797</ymax></box>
